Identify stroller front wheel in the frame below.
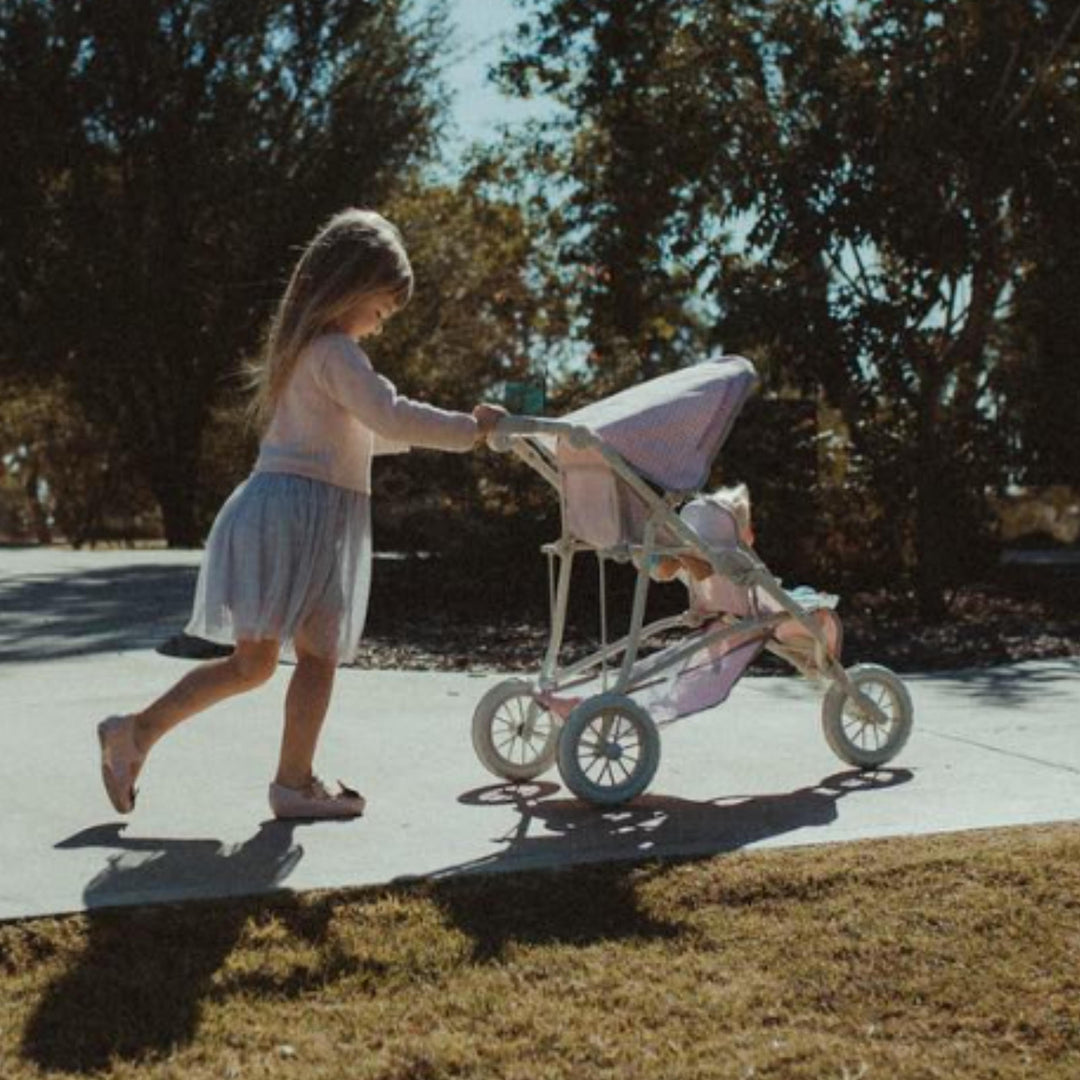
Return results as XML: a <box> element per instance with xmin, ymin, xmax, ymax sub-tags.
<box><xmin>472</xmin><ymin>679</ymin><xmax>560</xmax><ymax>782</ymax></box>
<box><xmin>821</xmin><ymin>664</ymin><xmax>913</xmax><ymax>768</ymax></box>
<box><xmin>557</xmin><ymin>693</ymin><xmax>661</xmax><ymax>806</ymax></box>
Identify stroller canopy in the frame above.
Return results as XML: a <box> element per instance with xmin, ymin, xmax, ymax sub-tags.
<box><xmin>559</xmin><ymin>356</ymin><xmax>758</xmax><ymax>492</ymax></box>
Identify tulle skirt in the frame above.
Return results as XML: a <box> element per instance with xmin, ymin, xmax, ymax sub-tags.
<box><xmin>185</xmin><ymin>472</ymin><xmax>371</xmax><ymax>663</ymax></box>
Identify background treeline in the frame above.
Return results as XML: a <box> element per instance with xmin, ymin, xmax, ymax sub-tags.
<box><xmin>1</xmin><ymin>0</ymin><xmax>1078</xmax><ymax>619</ymax></box>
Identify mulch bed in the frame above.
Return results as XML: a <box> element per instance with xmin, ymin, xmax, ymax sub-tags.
<box><xmin>353</xmin><ymin>560</ymin><xmax>1080</xmax><ymax>675</ymax></box>
<box><xmin>162</xmin><ymin>558</ymin><xmax>1079</xmax><ymax>674</ymax></box>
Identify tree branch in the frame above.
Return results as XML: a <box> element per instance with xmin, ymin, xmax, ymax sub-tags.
<box><xmin>1001</xmin><ymin>1</ymin><xmax>1080</xmax><ymax>130</ymax></box>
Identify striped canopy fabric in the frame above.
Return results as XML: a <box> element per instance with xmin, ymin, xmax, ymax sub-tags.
<box><xmin>554</xmin><ymin>357</ymin><xmax>758</xmax><ymax>547</ymax></box>
<box><xmin>558</xmin><ymin>356</ymin><xmax>758</xmax><ymax>492</ymax></box>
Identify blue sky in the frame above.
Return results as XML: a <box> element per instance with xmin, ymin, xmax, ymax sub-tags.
<box><xmin>441</xmin><ymin>0</ymin><xmax>553</xmax><ymax>160</ymax></box>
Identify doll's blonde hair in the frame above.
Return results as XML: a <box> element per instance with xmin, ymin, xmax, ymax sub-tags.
<box><xmin>251</xmin><ymin>208</ymin><xmax>413</xmax><ymax>430</ymax></box>
<box><xmin>712</xmin><ymin>483</ymin><xmax>752</xmax><ymax>540</ymax></box>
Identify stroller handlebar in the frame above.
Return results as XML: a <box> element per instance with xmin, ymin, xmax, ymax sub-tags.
<box><xmin>488</xmin><ymin>415</ymin><xmax>595</xmax><ymax>453</ymax></box>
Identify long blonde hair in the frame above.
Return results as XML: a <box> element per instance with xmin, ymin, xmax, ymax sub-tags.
<box><xmin>250</xmin><ymin>208</ymin><xmax>413</xmax><ymax>430</ymax></box>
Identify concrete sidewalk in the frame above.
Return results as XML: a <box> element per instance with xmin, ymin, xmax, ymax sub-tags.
<box><xmin>2</xmin><ymin>547</ymin><xmax>1079</xmax><ymax>921</ymax></box>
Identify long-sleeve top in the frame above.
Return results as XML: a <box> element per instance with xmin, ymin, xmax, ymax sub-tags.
<box><xmin>253</xmin><ymin>333</ymin><xmax>478</xmax><ymax>493</ymax></box>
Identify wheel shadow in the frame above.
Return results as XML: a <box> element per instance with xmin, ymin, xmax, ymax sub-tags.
<box><xmin>417</xmin><ymin>769</ymin><xmax>911</xmax><ymax>963</ymax></box>
<box><xmin>437</xmin><ymin>767</ymin><xmax>913</xmax><ymax>879</ymax></box>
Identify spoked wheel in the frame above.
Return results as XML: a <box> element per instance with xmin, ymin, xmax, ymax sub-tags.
<box><xmin>557</xmin><ymin>693</ymin><xmax>660</xmax><ymax>806</ymax></box>
<box><xmin>472</xmin><ymin>679</ymin><xmax>560</xmax><ymax>781</ymax></box>
<box><xmin>822</xmin><ymin>664</ymin><xmax>914</xmax><ymax>768</ymax></box>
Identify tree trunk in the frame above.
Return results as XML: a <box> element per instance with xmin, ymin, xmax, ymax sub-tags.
<box><xmin>913</xmin><ymin>369</ymin><xmax>948</xmax><ymax>622</ymax></box>
<box><xmin>24</xmin><ymin>466</ymin><xmax>53</xmax><ymax>545</ymax></box>
<box><xmin>914</xmin><ymin>477</ymin><xmax>949</xmax><ymax>621</ymax></box>
<box><xmin>151</xmin><ymin>452</ymin><xmax>204</xmax><ymax>548</ymax></box>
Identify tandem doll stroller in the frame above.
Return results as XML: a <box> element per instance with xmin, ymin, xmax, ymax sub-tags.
<box><xmin>473</xmin><ymin>357</ymin><xmax>914</xmax><ymax>807</ymax></box>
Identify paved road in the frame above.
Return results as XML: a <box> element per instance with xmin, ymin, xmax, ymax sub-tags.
<box><xmin>2</xmin><ymin>547</ymin><xmax>1078</xmax><ymax>921</ymax></box>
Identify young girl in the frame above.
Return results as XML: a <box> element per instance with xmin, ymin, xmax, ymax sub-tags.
<box><xmin>97</xmin><ymin>208</ymin><xmax>505</xmax><ymax>820</ymax></box>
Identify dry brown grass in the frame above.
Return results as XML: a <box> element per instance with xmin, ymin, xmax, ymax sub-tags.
<box><xmin>2</xmin><ymin>823</ymin><xmax>1078</xmax><ymax>1079</ymax></box>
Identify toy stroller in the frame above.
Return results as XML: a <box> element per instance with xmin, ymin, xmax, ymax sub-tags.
<box><xmin>473</xmin><ymin>357</ymin><xmax>913</xmax><ymax>806</ymax></box>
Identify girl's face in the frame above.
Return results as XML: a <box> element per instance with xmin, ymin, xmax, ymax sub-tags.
<box><xmin>340</xmin><ymin>289</ymin><xmax>401</xmax><ymax>340</ymax></box>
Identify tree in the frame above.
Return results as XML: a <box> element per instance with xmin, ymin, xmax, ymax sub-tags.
<box><xmin>366</xmin><ymin>170</ymin><xmax>574</xmax><ymax>563</ymax></box>
<box><xmin>165</xmin><ymin>168</ymin><xmax>575</xmax><ymax>570</ymax></box>
<box><xmin>722</xmin><ymin>0</ymin><xmax>1080</xmax><ymax>613</ymax></box>
<box><xmin>0</xmin><ymin>378</ymin><xmax>158</xmax><ymax>545</ymax></box>
<box><xmin>1001</xmin><ymin>66</ymin><xmax>1080</xmax><ymax>491</ymax></box>
<box><xmin>1006</xmin><ymin>225</ymin><xmax>1080</xmax><ymax>489</ymax></box>
<box><xmin>497</xmin><ymin>0</ymin><xmax>763</xmax><ymax>387</ymax></box>
<box><xmin>0</xmin><ymin>0</ymin><xmax>448</xmax><ymax>544</ymax></box>
<box><xmin>497</xmin><ymin>0</ymin><xmax>1080</xmax><ymax>614</ymax></box>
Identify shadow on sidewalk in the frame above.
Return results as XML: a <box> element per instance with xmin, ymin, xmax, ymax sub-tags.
<box><xmin>443</xmin><ymin>768</ymin><xmax>913</xmax><ymax>876</ymax></box>
<box><xmin>21</xmin><ymin>822</ymin><xmax>307</xmax><ymax>1073</ymax></box>
<box><xmin>21</xmin><ymin>772</ymin><xmax>913</xmax><ymax>1066</ymax></box>
<box><xmin>912</xmin><ymin>657</ymin><xmax>1080</xmax><ymax>708</ymax></box>
<box><xmin>0</xmin><ymin>564</ymin><xmax>196</xmax><ymax>660</ymax></box>
<box><xmin>419</xmin><ymin>768</ymin><xmax>911</xmax><ymax>961</ymax></box>
<box><xmin>52</xmin><ymin>822</ymin><xmax>304</xmax><ymax>911</ymax></box>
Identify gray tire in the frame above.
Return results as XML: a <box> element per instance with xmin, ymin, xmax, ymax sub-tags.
<box><xmin>472</xmin><ymin>679</ymin><xmax>559</xmax><ymax>781</ymax></box>
<box><xmin>557</xmin><ymin>693</ymin><xmax>660</xmax><ymax>806</ymax></box>
<box><xmin>822</xmin><ymin>664</ymin><xmax>914</xmax><ymax>768</ymax></box>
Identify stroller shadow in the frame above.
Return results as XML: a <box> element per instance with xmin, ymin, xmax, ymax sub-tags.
<box><xmin>21</xmin><ymin>822</ymin><xmax>311</xmax><ymax>1073</ymax></box>
<box><xmin>418</xmin><ymin>769</ymin><xmax>911</xmax><ymax>964</ymax></box>
<box><xmin>441</xmin><ymin>768</ymin><xmax>913</xmax><ymax>878</ymax></box>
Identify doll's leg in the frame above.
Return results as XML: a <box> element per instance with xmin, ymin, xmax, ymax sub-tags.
<box><xmin>133</xmin><ymin>638</ymin><xmax>281</xmax><ymax>754</ymax></box>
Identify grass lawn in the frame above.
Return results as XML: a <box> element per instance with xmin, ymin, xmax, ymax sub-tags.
<box><xmin>1</xmin><ymin>823</ymin><xmax>1078</xmax><ymax>1079</ymax></box>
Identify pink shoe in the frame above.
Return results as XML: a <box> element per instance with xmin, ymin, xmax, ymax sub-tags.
<box><xmin>97</xmin><ymin>714</ymin><xmax>146</xmax><ymax>814</ymax></box>
<box><xmin>268</xmin><ymin>777</ymin><xmax>366</xmax><ymax>820</ymax></box>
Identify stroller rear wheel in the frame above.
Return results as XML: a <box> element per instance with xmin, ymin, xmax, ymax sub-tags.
<box><xmin>822</xmin><ymin>664</ymin><xmax>913</xmax><ymax>768</ymax></box>
<box><xmin>472</xmin><ymin>679</ymin><xmax>560</xmax><ymax>781</ymax></box>
<box><xmin>557</xmin><ymin>693</ymin><xmax>661</xmax><ymax>806</ymax></box>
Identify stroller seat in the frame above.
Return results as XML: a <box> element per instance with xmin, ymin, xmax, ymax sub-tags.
<box><xmin>678</xmin><ymin>493</ymin><xmax>844</xmax><ymax>669</ymax></box>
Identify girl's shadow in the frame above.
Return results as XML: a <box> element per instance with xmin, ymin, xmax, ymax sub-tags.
<box><xmin>54</xmin><ymin>821</ymin><xmax>304</xmax><ymax>910</ymax></box>
<box><xmin>22</xmin><ymin>822</ymin><xmax>314</xmax><ymax>1074</ymax></box>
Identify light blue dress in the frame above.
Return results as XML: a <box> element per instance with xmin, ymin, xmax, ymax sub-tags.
<box><xmin>185</xmin><ymin>472</ymin><xmax>371</xmax><ymax>662</ymax></box>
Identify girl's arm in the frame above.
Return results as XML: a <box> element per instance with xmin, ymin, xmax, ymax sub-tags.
<box><xmin>315</xmin><ymin>335</ymin><xmax>478</xmax><ymax>452</ymax></box>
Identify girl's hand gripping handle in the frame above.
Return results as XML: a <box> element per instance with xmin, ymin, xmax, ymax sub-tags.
<box><xmin>472</xmin><ymin>403</ymin><xmax>508</xmax><ymax>445</ymax></box>
<box><xmin>485</xmin><ymin>415</ymin><xmax>595</xmax><ymax>452</ymax></box>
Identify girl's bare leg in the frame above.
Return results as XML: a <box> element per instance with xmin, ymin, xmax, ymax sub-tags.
<box><xmin>132</xmin><ymin>639</ymin><xmax>281</xmax><ymax>754</ymax></box>
<box><xmin>274</xmin><ymin>637</ymin><xmax>338</xmax><ymax>789</ymax></box>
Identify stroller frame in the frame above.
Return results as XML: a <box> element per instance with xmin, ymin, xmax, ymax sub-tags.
<box><xmin>473</xmin><ymin>414</ymin><xmax>914</xmax><ymax>806</ymax></box>
<box><xmin>504</xmin><ymin>417</ymin><xmax>839</xmax><ymax>684</ymax></box>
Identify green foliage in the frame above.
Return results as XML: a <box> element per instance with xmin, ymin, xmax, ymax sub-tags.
<box><xmin>497</xmin><ymin>0</ymin><xmax>754</xmax><ymax>387</ymax></box>
<box><xmin>159</xmin><ymin>169</ymin><xmax>572</xmax><ymax>561</ymax></box>
<box><xmin>498</xmin><ymin>0</ymin><xmax>1080</xmax><ymax>613</ymax></box>
<box><xmin>2</xmin><ymin>0</ymin><xmax>1076</xmax><ymax>624</ymax></box>
<box><xmin>0</xmin><ymin>379</ymin><xmax>158</xmax><ymax>545</ymax></box>
<box><xmin>1001</xmin><ymin>159</ymin><xmax>1080</xmax><ymax>487</ymax></box>
<box><xmin>722</xmin><ymin>0</ymin><xmax>1074</xmax><ymax>609</ymax></box>
<box><xmin>0</xmin><ymin>0</ymin><xmax>448</xmax><ymax>544</ymax></box>
<box><xmin>366</xmin><ymin>173</ymin><xmax>572</xmax><ymax>559</ymax></box>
